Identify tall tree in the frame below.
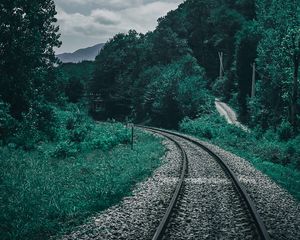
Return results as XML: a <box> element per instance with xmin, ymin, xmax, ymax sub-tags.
<box><xmin>254</xmin><ymin>0</ymin><xmax>300</xmax><ymax>129</ymax></box>
<box><xmin>91</xmin><ymin>31</ymin><xmax>143</xmax><ymax>119</ymax></box>
<box><xmin>234</xmin><ymin>21</ymin><xmax>260</xmax><ymax>121</ymax></box>
<box><xmin>282</xmin><ymin>25</ymin><xmax>300</xmax><ymax>129</ymax></box>
<box><xmin>0</xmin><ymin>0</ymin><xmax>61</xmax><ymax>119</ymax></box>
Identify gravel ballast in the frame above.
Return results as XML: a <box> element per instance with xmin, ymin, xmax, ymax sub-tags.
<box><xmin>180</xmin><ymin>133</ymin><xmax>300</xmax><ymax>240</ymax></box>
<box><xmin>162</xmin><ymin>134</ymin><xmax>257</xmax><ymax>240</ymax></box>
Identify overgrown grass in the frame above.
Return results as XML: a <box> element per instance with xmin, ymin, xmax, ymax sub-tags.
<box><xmin>0</xmin><ymin>120</ymin><xmax>164</xmax><ymax>240</ymax></box>
<box><xmin>180</xmin><ymin>113</ymin><xmax>300</xmax><ymax>201</ymax></box>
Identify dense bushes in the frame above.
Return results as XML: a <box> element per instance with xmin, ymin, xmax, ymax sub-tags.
<box><xmin>0</xmin><ymin>101</ymin><xmax>57</xmax><ymax>149</ymax></box>
<box><xmin>0</xmin><ymin>101</ymin><xmax>131</xmax><ymax>155</ymax></box>
<box><xmin>48</xmin><ymin>105</ymin><xmax>131</xmax><ymax>158</ymax></box>
<box><xmin>180</xmin><ymin>113</ymin><xmax>300</xmax><ymax>200</ymax></box>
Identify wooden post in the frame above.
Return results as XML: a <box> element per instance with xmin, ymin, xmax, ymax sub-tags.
<box><xmin>251</xmin><ymin>62</ymin><xmax>256</xmax><ymax>98</ymax></box>
<box><xmin>218</xmin><ymin>52</ymin><xmax>224</xmax><ymax>79</ymax></box>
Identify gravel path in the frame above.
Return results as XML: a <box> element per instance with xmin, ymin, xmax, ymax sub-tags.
<box><xmin>58</xmin><ymin>137</ymin><xmax>182</xmax><ymax>240</ymax></box>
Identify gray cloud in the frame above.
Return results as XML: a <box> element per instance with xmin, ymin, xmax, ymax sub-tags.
<box><xmin>91</xmin><ymin>9</ymin><xmax>121</xmax><ymax>25</ymax></box>
<box><xmin>54</xmin><ymin>0</ymin><xmax>183</xmax><ymax>53</ymax></box>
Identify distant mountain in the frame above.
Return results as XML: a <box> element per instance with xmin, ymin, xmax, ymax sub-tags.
<box><xmin>56</xmin><ymin>43</ymin><xmax>105</xmax><ymax>63</ymax></box>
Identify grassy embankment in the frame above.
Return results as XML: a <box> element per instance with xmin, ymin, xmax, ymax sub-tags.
<box><xmin>180</xmin><ymin>113</ymin><xmax>300</xmax><ymax>201</ymax></box>
<box><xmin>0</xmin><ymin>106</ymin><xmax>164</xmax><ymax>240</ymax></box>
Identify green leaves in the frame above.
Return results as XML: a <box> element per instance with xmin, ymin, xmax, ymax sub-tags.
<box><xmin>254</xmin><ymin>0</ymin><xmax>300</xmax><ymax>129</ymax></box>
<box><xmin>0</xmin><ymin>0</ymin><xmax>61</xmax><ymax>119</ymax></box>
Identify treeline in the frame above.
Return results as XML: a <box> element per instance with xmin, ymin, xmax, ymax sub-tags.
<box><xmin>90</xmin><ymin>0</ymin><xmax>299</xmax><ymax>132</ymax></box>
<box><xmin>0</xmin><ymin>0</ymin><xmax>299</xmax><ymax>145</ymax></box>
<box><xmin>90</xmin><ymin>30</ymin><xmax>212</xmax><ymax>128</ymax></box>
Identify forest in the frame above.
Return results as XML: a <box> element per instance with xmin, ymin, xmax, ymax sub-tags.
<box><xmin>88</xmin><ymin>0</ymin><xmax>300</xmax><ymax>176</ymax></box>
<box><xmin>0</xmin><ymin>0</ymin><xmax>299</xmax><ymax>239</ymax></box>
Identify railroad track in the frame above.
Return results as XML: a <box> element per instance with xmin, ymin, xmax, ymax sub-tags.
<box><xmin>140</xmin><ymin>126</ymin><xmax>270</xmax><ymax>240</ymax></box>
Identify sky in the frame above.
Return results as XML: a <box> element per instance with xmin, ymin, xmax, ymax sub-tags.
<box><xmin>54</xmin><ymin>0</ymin><xmax>184</xmax><ymax>54</ymax></box>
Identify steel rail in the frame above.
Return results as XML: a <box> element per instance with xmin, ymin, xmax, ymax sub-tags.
<box><xmin>145</xmin><ymin>128</ymin><xmax>188</xmax><ymax>240</ymax></box>
<box><xmin>140</xmin><ymin>126</ymin><xmax>270</xmax><ymax>240</ymax></box>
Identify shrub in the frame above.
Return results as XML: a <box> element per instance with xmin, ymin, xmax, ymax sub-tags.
<box><xmin>51</xmin><ymin>141</ymin><xmax>78</xmax><ymax>158</ymax></box>
<box><xmin>9</xmin><ymin>101</ymin><xmax>57</xmax><ymax>149</ymax></box>
<box><xmin>277</xmin><ymin>119</ymin><xmax>293</xmax><ymax>141</ymax></box>
<box><xmin>49</xmin><ymin>107</ymin><xmax>131</xmax><ymax>158</ymax></box>
<box><xmin>69</xmin><ymin>127</ymin><xmax>88</xmax><ymax>143</ymax></box>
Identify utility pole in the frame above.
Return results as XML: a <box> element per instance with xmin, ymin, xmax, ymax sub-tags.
<box><xmin>218</xmin><ymin>52</ymin><xmax>224</xmax><ymax>79</ymax></box>
<box><xmin>251</xmin><ymin>62</ymin><xmax>256</xmax><ymax>98</ymax></box>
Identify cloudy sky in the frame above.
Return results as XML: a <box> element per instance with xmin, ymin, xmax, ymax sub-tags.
<box><xmin>54</xmin><ymin>0</ymin><xmax>184</xmax><ymax>54</ymax></box>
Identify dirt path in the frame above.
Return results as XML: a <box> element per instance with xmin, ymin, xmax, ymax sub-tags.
<box><xmin>215</xmin><ymin>99</ymin><xmax>249</xmax><ymax>131</ymax></box>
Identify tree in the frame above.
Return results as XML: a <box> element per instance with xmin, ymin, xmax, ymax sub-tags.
<box><xmin>282</xmin><ymin>26</ymin><xmax>300</xmax><ymax>130</ymax></box>
<box><xmin>142</xmin><ymin>55</ymin><xmax>209</xmax><ymax>128</ymax></box>
<box><xmin>65</xmin><ymin>77</ymin><xmax>84</xmax><ymax>103</ymax></box>
<box><xmin>255</xmin><ymin>0</ymin><xmax>299</xmax><ymax>130</ymax></box>
<box><xmin>234</xmin><ymin>21</ymin><xmax>260</xmax><ymax>121</ymax></box>
<box><xmin>91</xmin><ymin>30</ymin><xmax>143</xmax><ymax>120</ymax></box>
<box><xmin>151</xmin><ymin>25</ymin><xmax>190</xmax><ymax>64</ymax></box>
<box><xmin>0</xmin><ymin>0</ymin><xmax>61</xmax><ymax>119</ymax></box>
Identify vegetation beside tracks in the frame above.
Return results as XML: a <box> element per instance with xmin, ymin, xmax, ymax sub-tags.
<box><xmin>180</xmin><ymin>113</ymin><xmax>300</xmax><ymax>201</ymax></box>
<box><xmin>0</xmin><ymin>110</ymin><xmax>164</xmax><ymax>240</ymax></box>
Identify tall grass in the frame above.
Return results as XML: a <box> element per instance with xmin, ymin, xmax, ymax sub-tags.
<box><xmin>180</xmin><ymin>113</ymin><xmax>300</xmax><ymax>201</ymax></box>
<box><xmin>0</xmin><ymin>120</ymin><xmax>164</xmax><ymax>240</ymax></box>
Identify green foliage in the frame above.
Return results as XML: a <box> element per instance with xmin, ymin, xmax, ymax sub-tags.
<box><xmin>65</xmin><ymin>77</ymin><xmax>84</xmax><ymax>103</ymax></box>
<box><xmin>234</xmin><ymin>21</ymin><xmax>260</xmax><ymax>121</ymax></box>
<box><xmin>253</xmin><ymin>0</ymin><xmax>300</xmax><ymax>129</ymax></box>
<box><xmin>11</xmin><ymin>101</ymin><xmax>56</xmax><ymax>149</ymax></box>
<box><xmin>91</xmin><ymin>26</ymin><xmax>213</xmax><ymax>127</ymax></box>
<box><xmin>212</xmin><ymin>76</ymin><xmax>228</xmax><ymax>97</ymax></box>
<box><xmin>49</xmin><ymin>106</ymin><xmax>130</xmax><ymax>158</ymax></box>
<box><xmin>0</xmin><ymin>0</ymin><xmax>61</xmax><ymax>119</ymax></box>
<box><xmin>58</xmin><ymin>61</ymin><xmax>95</xmax><ymax>104</ymax></box>
<box><xmin>59</xmin><ymin>61</ymin><xmax>95</xmax><ymax>83</ymax></box>
<box><xmin>0</xmin><ymin>126</ymin><xmax>164</xmax><ymax>240</ymax></box>
<box><xmin>142</xmin><ymin>55</ymin><xmax>212</xmax><ymax>128</ymax></box>
<box><xmin>277</xmin><ymin>119</ymin><xmax>293</xmax><ymax>141</ymax></box>
<box><xmin>0</xmin><ymin>0</ymin><xmax>64</xmax><ymax>147</ymax></box>
<box><xmin>91</xmin><ymin>30</ymin><xmax>150</xmax><ymax>119</ymax></box>
<box><xmin>180</xmin><ymin>113</ymin><xmax>300</xmax><ymax>200</ymax></box>
<box><xmin>0</xmin><ymin>101</ymin><xmax>16</xmax><ymax>144</ymax></box>
<box><xmin>89</xmin><ymin>0</ymin><xmax>261</xmax><ymax>127</ymax></box>
<box><xmin>51</xmin><ymin>141</ymin><xmax>78</xmax><ymax>159</ymax></box>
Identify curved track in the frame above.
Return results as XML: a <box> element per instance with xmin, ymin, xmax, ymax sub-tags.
<box><xmin>140</xmin><ymin>126</ymin><xmax>270</xmax><ymax>240</ymax></box>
